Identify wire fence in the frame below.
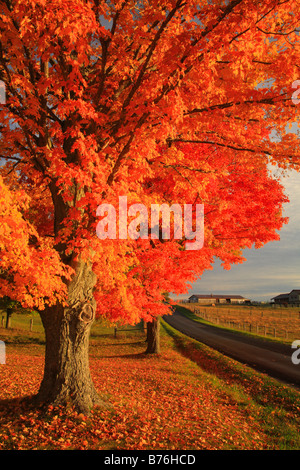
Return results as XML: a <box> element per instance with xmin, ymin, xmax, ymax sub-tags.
<box><xmin>182</xmin><ymin>304</ymin><xmax>300</xmax><ymax>342</ymax></box>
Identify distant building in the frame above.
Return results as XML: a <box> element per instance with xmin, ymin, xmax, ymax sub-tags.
<box><xmin>188</xmin><ymin>294</ymin><xmax>250</xmax><ymax>305</ymax></box>
<box><xmin>271</xmin><ymin>290</ymin><xmax>300</xmax><ymax>306</ymax></box>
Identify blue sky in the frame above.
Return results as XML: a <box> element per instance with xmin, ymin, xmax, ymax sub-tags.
<box><xmin>171</xmin><ymin>122</ymin><xmax>300</xmax><ymax>303</ymax></box>
<box><xmin>173</xmin><ymin>168</ymin><xmax>300</xmax><ymax>303</ymax></box>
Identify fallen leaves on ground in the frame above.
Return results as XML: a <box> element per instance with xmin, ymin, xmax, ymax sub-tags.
<box><xmin>1</xmin><ymin>327</ymin><xmax>300</xmax><ymax>450</ymax></box>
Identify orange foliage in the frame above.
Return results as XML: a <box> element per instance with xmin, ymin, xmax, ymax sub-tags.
<box><xmin>0</xmin><ymin>175</ymin><xmax>72</xmax><ymax>308</ymax></box>
<box><xmin>0</xmin><ymin>0</ymin><xmax>299</xmax><ymax>323</ymax></box>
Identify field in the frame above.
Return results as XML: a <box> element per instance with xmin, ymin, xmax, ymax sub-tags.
<box><xmin>182</xmin><ymin>303</ymin><xmax>300</xmax><ymax>342</ymax></box>
<box><xmin>1</xmin><ymin>314</ymin><xmax>300</xmax><ymax>450</ymax></box>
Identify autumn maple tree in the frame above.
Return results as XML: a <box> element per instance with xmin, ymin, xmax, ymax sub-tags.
<box><xmin>0</xmin><ymin>0</ymin><xmax>299</xmax><ymax>413</ymax></box>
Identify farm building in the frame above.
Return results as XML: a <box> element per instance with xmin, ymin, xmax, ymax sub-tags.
<box><xmin>271</xmin><ymin>290</ymin><xmax>300</xmax><ymax>306</ymax></box>
<box><xmin>188</xmin><ymin>294</ymin><xmax>250</xmax><ymax>305</ymax></box>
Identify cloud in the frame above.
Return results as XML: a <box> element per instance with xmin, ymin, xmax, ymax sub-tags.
<box><xmin>171</xmin><ymin>168</ymin><xmax>300</xmax><ymax>302</ymax></box>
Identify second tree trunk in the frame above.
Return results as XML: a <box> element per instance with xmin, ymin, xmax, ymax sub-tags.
<box><xmin>146</xmin><ymin>317</ymin><xmax>160</xmax><ymax>354</ymax></box>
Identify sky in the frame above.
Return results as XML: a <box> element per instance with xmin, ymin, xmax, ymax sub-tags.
<box><xmin>171</xmin><ymin>125</ymin><xmax>300</xmax><ymax>303</ymax></box>
<box><xmin>0</xmin><ymin>26</ymin><xmax>298</xmax><ymax>305</ymax></box>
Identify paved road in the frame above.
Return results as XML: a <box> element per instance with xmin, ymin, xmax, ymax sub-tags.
<box><xmin>163</xmin><ymin>309</ymin><xmax>300</xmax><ymax>389</ymax></box>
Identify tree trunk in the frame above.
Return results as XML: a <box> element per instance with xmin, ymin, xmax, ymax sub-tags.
<box><xmin>146</xmin><ymin>317</ymin><xmax>160</xmax><ymax>354</ymax></box>
<box><xmin>5</xmin><ymin>307</ymin><xmax>13</xmax><ymax>329</ymax></box>
<box><xmin>35</xmin><ymin>257</ymin><xmax>108</xmax><ymax>414</ymax></box>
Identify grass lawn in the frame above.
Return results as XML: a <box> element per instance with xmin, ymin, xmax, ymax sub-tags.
<box><xmin>0</xmin><ymin>317</ymin><xmax>300</xmax><ymax>450</ymax></box>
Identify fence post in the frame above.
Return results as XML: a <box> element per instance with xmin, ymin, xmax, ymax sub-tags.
<box><xmin>30</xmin><ymin>318</ymin><xmax>33</xmax><ymax>331</ymax></box>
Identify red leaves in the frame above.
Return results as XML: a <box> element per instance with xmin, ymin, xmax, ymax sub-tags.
<box><xmin>2</xmin><ymin>314</ymin><xmax>300</xmax><ymax>450</ymax></box>
<box><xmin>0</xmin><ymin>0</ymin><xmax>299</xmax><ymax>325</ymax></box>
<box><xmin>0</xmin><ymin>2</ymin><xmax>300</xmax><ymax>426</ymax></box>
<box><xmin>0</xmin><ymin>175</ymin><xmax>73</xmax><ymax>309</ymax></box>
<box><xmin>3</xmin><ymin>327</ymin><xmax>299</xmax><ymax>450</ymax></box>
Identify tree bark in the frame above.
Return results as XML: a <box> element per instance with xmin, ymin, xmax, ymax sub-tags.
<box><xmin>146</xmin><ymin>317</ymin><xmax>160</xmax><ymax>354</ymax></box>
<box><xmin>35</xmin><ymin>257</ymin><xmax>108</xmax><ymax>414</ymax></box>
<box><xmin>5</xmin><ymin>307</ymin><xmax>13</xmax><ymax>329</ymax></box>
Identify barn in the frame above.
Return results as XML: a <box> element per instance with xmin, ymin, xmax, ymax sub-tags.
<box><xmin>188</xmin><ymin>294</ymin><xmax>249</xmax><ymax>304</ymax></box>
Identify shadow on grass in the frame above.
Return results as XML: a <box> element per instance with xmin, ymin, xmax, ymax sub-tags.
<box><xmin>4</xmin><ymin>336</ymin><xmax>45</xmax><ymax>346</ymax></box>
<box><xmin>90</xmin><ymin>332</ymin><xmax>115</xmax><ymax>339</ymax></box>
<box><xmin>99</xmin><ymin>352</ymin><xmax>152</xmax><ymax>360</ymax></box>
<box><xmin>162</xmin><ymin>320</ymin><xmax>300</xmax><ymax>412</ymax></box>
<box><xmin>0</xmin><ymin>394</ymin><xmax>44</xmax><ymax>416</ymax></box>
<box><xmin>92</xmin><ymin>339</ymin><xmax>146</xmax><ymax>346</ymax></box>
<box><xmin>0</xmin><ymin>327</ymin><xmax>45</xmax><ymax>345</ymax></box>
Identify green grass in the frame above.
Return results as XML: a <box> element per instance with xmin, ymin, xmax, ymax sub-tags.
<box><xmin>175</xmin><ymin>304</ymin><xmax>292</xmax><ymax>345</ymax></box>
<box><xmin>1</xmin><ymin>311</ymin><xmax>300</xmax><ymax>449</ymax></box>
<box><xmin>0</xmin><ymin>311</ymin><xmax>128</xmax><ymax>335</ymax></box>
<box><xmin>161</xmin><ymin>318</ymin><xmax>300</xmax><ymax>450</ymax></box>
<box><xmin>0</xmin><ymin>310</ymin><xmax>43</xmax><ymax>332</ymax></box>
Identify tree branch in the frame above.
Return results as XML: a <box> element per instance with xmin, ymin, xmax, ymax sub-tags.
<box><xmin>185</xmin><ymin>95</ymin><xmax>290</xmax><ymax>116</ymax></box>
<box><xmin>121</xmin><ymin>0</ymin><xmax>186</xmax><ymax>113</ymax></box>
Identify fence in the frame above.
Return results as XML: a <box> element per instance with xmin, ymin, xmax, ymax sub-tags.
<box><xmin>1</xmin><ymin>315</ymin><xmax>34</xmax><ymax>331</ymax></box>
<box><xmin>187</xmin><ymin>305</ymin><xmax>300</xmax><ymax>342</ymax></box>
<box><xmin>114</xmin><ymin>321</ymin><xmax>146</xmax><ymax>337</ymax></box>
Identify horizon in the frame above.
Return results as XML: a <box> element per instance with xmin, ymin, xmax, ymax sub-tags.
<box><xmin>170</xmin><ymin>165</ymin><xmax>300</xmax><ymax>304</ymax></box>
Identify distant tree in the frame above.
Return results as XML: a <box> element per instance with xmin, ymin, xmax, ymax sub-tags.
<box><xmin>0</xmin><ymin>296</ymin><xmax>34</xmax><ymax>328</ymax></box>
<box><xmin>0</xmin><ymin>297</ymin><xmax>15</xmax><ymax>328</ymax></box>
